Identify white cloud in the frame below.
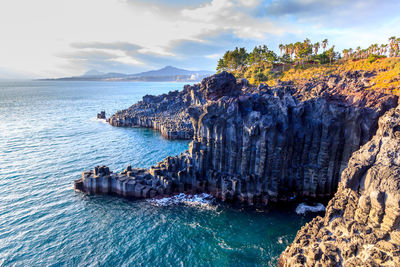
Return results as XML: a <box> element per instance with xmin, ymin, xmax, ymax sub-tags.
<box><xmin>205</xmin><ymin>53</ymin><xmax>222</xmax><ymax>59</ymax></box>
<box><xmin>0</xmin><ymin>0</ymin><xmax>215</xmax><ymax>77</ymax></box>
<box><xmin>0</xmin><ymin>0</ymin><xmax>397</xmax><ymax>78</ymax></box>
<box><xmin>181</xmin><ymin>0</ymin><xmax>291</xmax><ymax>39</ymax></box>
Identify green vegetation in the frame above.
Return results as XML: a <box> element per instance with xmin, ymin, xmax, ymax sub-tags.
<box><xmin>216</xmin><ymin>37</ymin><xmax>400</xmax><ymax>93</ymax></box>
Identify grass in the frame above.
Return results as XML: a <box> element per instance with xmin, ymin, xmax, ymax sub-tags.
<box><xmin>233</xmin><ymin>58</ymin><xmax>400</xmax><ymax>95</ymax></box>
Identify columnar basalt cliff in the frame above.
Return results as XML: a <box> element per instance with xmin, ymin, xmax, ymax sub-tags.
<box><xmin>107</xmin><ymin>72</ymin><xmax>251</xmax><ymax>140</ymax></box>
<box><xmin>75</xmin><ymin>71</ymin><xmax>397</xmax><ymax>205</ymax></box>
<box><xmin>279</xmin><ymin>107</ymin><xmax>400</xmax><ymax>266</ymax></box>
<box><xmin>108</xmin><ymin>88</ymin><xmax>194</xmax><ymax>139</ymax></box>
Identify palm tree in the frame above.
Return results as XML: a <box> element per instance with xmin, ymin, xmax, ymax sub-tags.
<box><xmin>322</xmin><ymin>39</ymin><xmax>328</xmax><ymax>51</ymax></box>
<box><xmin>356</xmin><ymin>46</ymin><xmax>361</xmax><ymax>59</ymax></box>
<box><xmin>389</xmin><ymin>36</ymin><xmax>396</xmax><ymax>57</ymax></box>
<box><xmin>342</xmin><ymin>49</ymin><xmax>349</xmax><ymax>60</ymax></box>
<box><xmin>382</xmin><ymin>44</ymin><xmax>388</xmax><ymax>56</ymax></box>
<box><xmin>279</xmin><ymin>44</ymin><xmax>284</xmax><ymax>57</ymax></box>
<box><xmin>328</xmin><ymin>46</ymin><xmax>335</xmax><ymax>65</ymax></box>
<box><xmin>288</xmin><ymin>43</ymin><xmax>294</xmax><ymax>60</ymax></box>
<box><xmin>314</xmin><ymin>42</ymin><xmax>320</xmax><ymax>55</ymax></box>
<box><xmin>294</xmin><ymin>42</ymin><xmax>301</xmax><ymax>64</ymax></box>
<box><xmin>380</xmin><ymin>44</ymin><xmax>386</xmax><ymax>56</ymax></box>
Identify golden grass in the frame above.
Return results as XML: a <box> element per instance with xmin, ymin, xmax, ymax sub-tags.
<box><xmin>253</xmin><ymin>58</ymin><xmax>400</xmax><ymax>94</ymax></box>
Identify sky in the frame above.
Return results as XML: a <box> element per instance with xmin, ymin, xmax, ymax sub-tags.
<box><xmin>0</xmin><ymin>0</ymin><xmax>399</xmax><ymax>78</ymax></box>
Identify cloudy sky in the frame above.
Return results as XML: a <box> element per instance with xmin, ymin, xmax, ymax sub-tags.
<box><xmin>0</xmin><ymin>0</ymin><xmax>399</xmax><ymax>78</ymax></box>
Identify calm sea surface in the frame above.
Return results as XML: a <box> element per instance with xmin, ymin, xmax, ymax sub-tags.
<box><xmin>0</xmin><ymin>80</ymin><xmax>316</xmax><ymax>266</ymax></box>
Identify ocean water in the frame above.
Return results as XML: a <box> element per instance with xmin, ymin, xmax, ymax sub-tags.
<box><xmin>0</xmin><ymin>80</ymin><xmax>317</xmax><ymax>266</ymax></box>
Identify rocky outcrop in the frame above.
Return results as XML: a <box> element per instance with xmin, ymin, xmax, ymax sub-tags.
<box><xmin>108</xmin><ymin>89</ymin><xmax>195</xmax><ymax>139</ymax></box>
<box><xmin>107</xmin><ymin>71</ymin><xmax>249</xmax><ymax>140</ymax></box>
<box><xmin>279</xmin><ymin>107</ymin><xmax>400</xmax><ymax>266</ymax></box>
<box><xmin>74</xmin><ymin>164</ymin><xmax>171</xmax><ymax>199</ymax></box>
<box><xmin>97</xmin><ymin>111</ymin><xmax>106</xmax><ymax>119</ymax></box>
<box><xmin>75</xmin><ymin>71</ymin><xmax>398</xmax><ymax>206</ymax></box>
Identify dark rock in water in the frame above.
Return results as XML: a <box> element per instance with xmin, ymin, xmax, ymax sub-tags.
<box><xmin>279</xmin><ymin>107</ymin><xmax>400</xmax><ymax>266</ymax></box>
<box><xmin>97</xmin><ymin>111</ymin><xmax>106</xmax><ymax>119</ymax></box>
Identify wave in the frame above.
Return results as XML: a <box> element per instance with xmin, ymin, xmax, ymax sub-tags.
<box><xmin>295</xmin><ymin>202</ymin><xmax>325</xmax><ymax>215</ymax></box>
<box><xmin>90</xmin><ymin>117</ymin><xmax>108</xmax><ymax>124</ymax></box>
<box><xmin>147</xmin><ymin>193</ymin><xmax>215</xmax><ymax>208</ymax></box>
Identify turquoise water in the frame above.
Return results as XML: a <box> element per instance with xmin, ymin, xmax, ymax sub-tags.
<box><xmin>0</xmin><ymin>81</ymin><xmax>315</xmax><ymax>266</ymax></box>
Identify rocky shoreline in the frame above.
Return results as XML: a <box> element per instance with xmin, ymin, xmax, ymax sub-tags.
<box><xmin>279</xmin><ymin>107</ymin><xmax>400</xmax><ymax>266</ymax></box>
<box><xmin>107</xmin><ymin>87</ymin><xmax>196</xmax><ymax>140</ymax></box>
<box><xmin>75</xmin><ymin>71</ymin><xmax>400</xmax><ymax>265</ymax></box>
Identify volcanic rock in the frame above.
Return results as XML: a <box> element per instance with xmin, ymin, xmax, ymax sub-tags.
<box><xmin>279</xmin><ymin>107</ymin><xmax>400</xmax><ymax>266</ymax></box>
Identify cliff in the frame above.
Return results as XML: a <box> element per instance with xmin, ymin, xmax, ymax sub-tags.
<box><xmin>279</xmin><ymin>107</ymin><xmax>400</xmax><ymax>266</ymax></box>
<box><xmin>107</xmin><ymin>72</ymin><xmax>249</xmax><ymax>139</ymax></box>
<box><xmin>108</xmin><ymin>88</ymin><xmax>194</xmax><ymax>140</ymax></box>
<box><xmin>75</xmin><ymin>71</ymin><xmax>397</xmax><ymax>205</ymax></box>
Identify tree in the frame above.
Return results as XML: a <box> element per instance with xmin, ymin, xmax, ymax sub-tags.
<box><xmin>288</xmin><ymin>43</ymin><xmax>294</xmax><ymax>59</ymax></box>
<box><xmin>322</xmin><ymin>39</ymin><xmax>328</xmax><ymax>51</ymax></box>
<box><xmin>389</xmin><ymin>36</ymin><xmax>397</xmax><ymax>57</ymax></box>
<box><xmin>279</xmin><ymin>54</ymin><xmax>292</xmax><ymax>71</ymax></box>
<box><xmin>348</xmin><ymin>48</ymin><xmax>353</xmax><ymax>59</ymax></box>
<box><xmin>248</xmin><ymin>45</ymin><xmax>277</xmax><ymax>65</ymax></box>
<box><xmin>356</xmin><ymin>46</ymin><xmax>361</xmax><ymax>59</ymax></box>
<box><xmin>279</xmin><ymin>44</ymin><xmax>284</xmax><ymax>56</ymax></box>
<box><xmin>216</xmin><ymin>47</ymin><xmax>248</xmax><ymax>73</ymax></box>
<box><xmin>216</xmin><ymin>58</ymin><xmax>227</xmax><ymax>73</ymax></box>
<box><xmin>314</xmin><ymin>42</ymin><xmax>320</xmax><ymax>55</ymax></box>
<box><xmin>342</xmin><ymin>49</ymin><xmax>349</xmax><ymax>60</ymax></box>
<box><xmin>326</xmin><ymin>46</ymin><xmax>336</xmax><ymax>65</ymax></box>
<box><xmin>297</xmin><ymin>39</ymin><xmax>313</xmax><ymax>66</ymax></box>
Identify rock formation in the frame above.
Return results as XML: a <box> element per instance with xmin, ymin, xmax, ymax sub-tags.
<box><xmin>97</xmin><ymin>111</ymin><xmax>106</xmax><ymax>119</ymax></box>
<box><xmin>279</xmin><ymin>107</ymin><xmax>400</xmax><ymax>266</ymax></box>
<box><xmin>75</xmin><ymin>71</ymin><xmax>397</xmax><ymax>205</ymax></box>
<box><xmin>107</xmin><ymin>72</ymin><xmax>250</xmax><ymax>140</ymax></box>
<box><xmin>75</xmin><ymin>71</ymin><xmax>400</xmax><ymax>266</ymax></box>
<box><xmin>107</xmin><ymin>88</ymin><xmax>195</xmax><ymax>139</ymax></box>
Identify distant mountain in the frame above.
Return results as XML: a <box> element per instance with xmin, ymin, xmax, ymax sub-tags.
<box><xmin>83</xmin><ymin>69</ymin><xmax>105</xmax><ymax>77</ymax></box>
<box><xmin>131</xmin><ymin>66</ymin><xmax>213</xmax><ymax>77</ymax></box>
<box><xmin>42</xmin><ymin>66</ymin><xmax>215</xmax><ymax>82</ymax></box>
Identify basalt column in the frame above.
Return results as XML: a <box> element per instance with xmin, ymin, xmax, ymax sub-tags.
<box><xmin>187</xmin><ymin>89</ymin><xmax>391</xmax><ymax>204</ymax></box>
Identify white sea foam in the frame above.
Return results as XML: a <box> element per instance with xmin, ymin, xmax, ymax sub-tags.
<box><xmin>90</xmin><ymin>117</ymin><xmax>108</xmax><ymax>123</ymax></box>
<box><xmin>295</xmin><ymin>202</ymin><xmax>325</xmax><ymax>215</ymax></box>
<box><xmin>147</xmin><ymin>193</ymin><xmax>215</xmax><ymax>208</ymax></box>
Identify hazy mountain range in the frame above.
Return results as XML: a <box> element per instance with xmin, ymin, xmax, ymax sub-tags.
<box><xmin>44</xmin><ymin>66</ymin><xmax>215</xmax><ymax>82</ymax></box>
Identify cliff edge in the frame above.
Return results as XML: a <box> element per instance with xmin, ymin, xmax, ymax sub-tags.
<box><xmin>279</xmin><ymin>107</ymin><xmax>400</xmax><ymax>266</ymax></box>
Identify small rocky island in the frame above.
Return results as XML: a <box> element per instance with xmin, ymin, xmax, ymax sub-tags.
<box><xmin>97</xmin><ymin>111</ymin><xmax>106</xmax><ymax>120</ymax></box>
<box><xmin>75</xmin><ymin>71</ymin><xmax>400</xmax><ymax>265</ymax></box>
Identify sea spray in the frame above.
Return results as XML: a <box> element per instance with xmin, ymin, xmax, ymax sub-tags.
<box><xmin>147</xmin><ymin>193</ymin><xmax>215</xmax><ymax>207</ymax></box>
<box><xmin>295</xmin><ymin>203</ymin><xmax>325</xmax><ymax>215</ymax></box>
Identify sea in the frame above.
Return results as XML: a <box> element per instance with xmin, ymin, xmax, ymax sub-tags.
<box><xmin>0</xmin><ymin>80</ymin><xmax>319</xmax><ymax>266</ymax></box>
